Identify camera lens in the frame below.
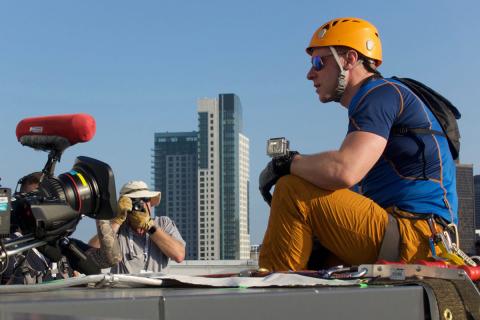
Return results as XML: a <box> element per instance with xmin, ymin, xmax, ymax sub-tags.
<box><xmin>39</xmin><ymin>156</ymin><xmax>117</xmax><ymax>220</ymax></box>
<box><xmin>132</xmin><ymin>199</ymin><xmax>146</xmax><ymax>212</ymax></box>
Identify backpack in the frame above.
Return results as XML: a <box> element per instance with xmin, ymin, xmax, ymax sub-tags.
<box><xmin>391</xmin><ymin>77</ymin><xmax>461</xmax><ymax>160</ymax></box>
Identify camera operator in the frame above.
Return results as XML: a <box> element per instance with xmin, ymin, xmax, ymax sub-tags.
<box><xmin>17</xmin><ymin>171</ymin><xmax>42</xmax><ymax>193</ymax></box>
<box><xmin>1</xmin><ymin>172</ymin><xmax>72</xmax><ymax>284</ymax></box>
<box><xmin>90</xmin><ymin>181</ymin><xmax>185</xmax><ymax>274</ymax></box>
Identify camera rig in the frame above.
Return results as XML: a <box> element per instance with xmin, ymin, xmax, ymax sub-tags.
<box><xmin>0</xmin><ymin>114</ymin><xmax>117</xmax><ymax>271</ymax></box>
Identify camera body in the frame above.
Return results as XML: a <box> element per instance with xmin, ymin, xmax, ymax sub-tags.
<box><xmin>1</xmin><ymin>114</ymin><xmax>118</xmax><ymax>267</ymax></box>
<box><xmin>266</xmin><ymin>137</ymin><xmax>290</xmax><ymax>158</ymax></box>
<box><xmin>4</xmin><ymin>157</ymin><xmax>117</xmax><ymax>243</ymax></box>
<box><xmin>132</xmin><ymin>198</ymin><xmax>147</xmax><ymax>212</ymax></box>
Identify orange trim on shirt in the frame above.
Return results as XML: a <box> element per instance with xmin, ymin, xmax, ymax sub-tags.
<box><xmin>351</xmin><ymin>79</ymin><xmax>404</xmax><ymax>119</ymax></box>
<box><xmin>349</xmin><ymin>117</ymin><xmax>361</xmax><ymax>130</ymax></box>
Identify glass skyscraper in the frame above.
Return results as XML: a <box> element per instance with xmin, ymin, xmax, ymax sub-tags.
<box><xmin>456</xmin><ymin>164</ymin><xmax>475</xmax><ymax>254</ymax></box>
<box><xmin>474</xmin><ymin>175</ymin><xmax>480</xmax><ymax>231</ymax></box>
<box><xmin>152</xmin><ymin>132</ymin><xmax>198</xmax><ymax>260</ymax></box>
<box><xmin>152</xmin><ymin>93</ymin><xmax>250</xmax><ymax>260</ymax></box>
<box><xmin>197</xmin><ymin>94</ymin><xmax>250</xmax><ymax>260</ymax></box>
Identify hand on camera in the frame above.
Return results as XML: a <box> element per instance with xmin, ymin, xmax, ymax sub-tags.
<box><xmin>259</xmin><ymin>151</ymin><xmax>299</xmax><ymax>206</ymax></box>
<box><xmin>112</xmin><ymin>196</ymin><xmax>132</xmax><ymax>225</ymax></box>
<box><xmin>142</xmin><ymin>218</ymin><xmax>155</xmax><ymax>232</ymax></box>
<box><xmin>128</xmin><ymin>210</ymin><xmax>153</xmax><ymax>232</ymax></box>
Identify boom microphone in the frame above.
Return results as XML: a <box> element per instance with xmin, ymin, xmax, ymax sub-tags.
<box><xmin>16</xmin><ymin>113</ymin><xmax>96</xmax><ymax>152</ymax></box>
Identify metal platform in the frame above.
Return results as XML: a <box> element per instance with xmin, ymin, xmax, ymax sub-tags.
<box><xmin>0</xmin><ymin>285</ymin><xmax>426</xmax><ymax>320</ymax></box>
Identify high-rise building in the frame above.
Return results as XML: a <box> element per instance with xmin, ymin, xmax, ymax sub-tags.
<box><xmin>456</xmin><ymin>164</ymin><xmax>475</xmax><ymax>254</ymax></box>
<box><xmin>152</xmin><ymin>132</ymin><xmax>198</xmax><ymax>260</ymax></box>
<box><xmin>152</xmin><ymin>93</ymin><xmax>250</xmax><ymax>261</ymax></box>
<box><xmin>197</xmin><ymin>94</ymin><xmax>250</xmax><ymax>260</ymax></box>
<box><xmin>474</xmin><ymin>175</ymin><xmax>480</xmax><ymax>231</ymax></box>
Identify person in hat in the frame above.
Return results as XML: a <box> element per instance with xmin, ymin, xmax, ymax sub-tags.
<box><xmin>92</xmin><ymin>180</ymin><xmax>185</xmax><ymax>274</ymax></box>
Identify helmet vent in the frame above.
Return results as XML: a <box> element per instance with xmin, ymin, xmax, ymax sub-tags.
<box><xmin>318</xmin><ymin>28</ymin><xmax>327</xmax><ymax>38</ymax></box>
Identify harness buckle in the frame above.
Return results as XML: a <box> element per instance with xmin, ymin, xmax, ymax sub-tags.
<box><xmin>427</xmin><ymin>217</ymin><xmax>477</xmax><ymax>266</ymax></box>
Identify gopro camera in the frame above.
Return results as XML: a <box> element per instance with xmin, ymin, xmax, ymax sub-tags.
<box><xmin>266</xmin><ymin>137</ymin><xmax>290</xmax><ymax>158</ymax></box>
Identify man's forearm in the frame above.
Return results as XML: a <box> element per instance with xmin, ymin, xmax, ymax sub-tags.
<box><xmin>88</xmin><ymin>221</ymin><xmax>121</xmax><ymax>248</ymax></box>
<box><xmin>290</xmin><ymin>131</ymin><xmax>387</xmax><ymax>190</ymax></box>
<box><xmin>290</xmin><ymin>151</ymin><xmax>354</xmax><ymax>190</ymax></box>
<box><xmin>150</xmin><ymin>228</ymin><xmax>185</xmax><ymax>263</ymax></box>
<box><xmin>86</xmin><ymin>220</ymin><xmax>121</xmax><ymax>268</ymax></box>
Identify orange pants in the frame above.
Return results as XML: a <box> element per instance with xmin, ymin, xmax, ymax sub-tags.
<box><xmin>259</xmin><ymin>175</ymin><xmax>438</xmax><ymax>271</ymax></box>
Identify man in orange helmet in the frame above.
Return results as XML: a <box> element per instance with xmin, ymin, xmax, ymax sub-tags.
<box><xmin>258</xmin><ymin>17</ymin><xmax>458</xmax><ymax>271</ymax></box>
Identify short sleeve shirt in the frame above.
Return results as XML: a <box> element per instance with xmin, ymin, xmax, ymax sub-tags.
<box><xmin>111</xmin><ymin>216</ymin><xmax>185</xmax><ymax>274</ymax></box>
<box><xmin>348</xmin><ymin>77</ymin><xmax>458</xmax><ymax>223</ymax></box>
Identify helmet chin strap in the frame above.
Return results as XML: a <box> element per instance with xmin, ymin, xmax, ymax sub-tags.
<box><xmin>329</xmin><ymin>46</ymin><xmax>346</xmax><ymax>102</ymax></box>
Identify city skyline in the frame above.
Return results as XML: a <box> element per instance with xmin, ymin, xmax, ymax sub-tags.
<box><xmin>0</xmin><ymin>1</ymin><xmax>479</xmax><ymax>246</ymax></box>
<box><xmin>153</xmin><ymin>94</ymin><xmax>250</xmax><ymax>260</ymax></box>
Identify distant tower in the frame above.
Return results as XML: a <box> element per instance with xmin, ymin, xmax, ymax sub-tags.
<box><xmin>197</xmin><ymin>94</ymin><xmax>250</xmax><ymax>260</ymax></box>
<box><xmin>152</xmin><ymin>132</ymin><xmax>198</xmax><ymax>260</ymax></box>
<box><xmin>456</xmin><ymin>164</ymin><xmax>475</xmax><ymax>254</ymax></box>
<box><xmin>474</xmin><ymin>175</ymin><xmax>480</xmax><ymax>231</ymax></box>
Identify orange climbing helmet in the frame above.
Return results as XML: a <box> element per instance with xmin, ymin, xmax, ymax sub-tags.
<box><xmin>306</xmin><ymin>17</ymin><xmax>382</xmax><ymax>66</ymax></box>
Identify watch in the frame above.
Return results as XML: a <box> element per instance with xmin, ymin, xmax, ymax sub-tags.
<box><xmin>147</xmin><ymin>225</ymin><xmax>157</xmax><ymax>235</ymax></box>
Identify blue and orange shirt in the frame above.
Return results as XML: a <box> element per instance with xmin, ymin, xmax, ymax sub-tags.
<box><xmin>348</xmin><ymin>77</ymin><xmax>458</xmax><ymax>224</ymax></box>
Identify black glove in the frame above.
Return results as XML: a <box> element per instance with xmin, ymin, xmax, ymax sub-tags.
<box><xmin>259</xmin><ymin>151</ymin><xmax>299</xmax><ymax>206</ymax></box>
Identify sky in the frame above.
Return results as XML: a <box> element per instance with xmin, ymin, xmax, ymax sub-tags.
<box><xmin>0</xmin><ymin>0</ymin><xmax>479</xmax><ymax>245</ymax></box>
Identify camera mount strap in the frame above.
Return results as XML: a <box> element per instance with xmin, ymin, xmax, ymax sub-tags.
<box><xmin>127</xmin><ymin>228</ymin><xmax>151</xmax><ymax>271</ymax></box>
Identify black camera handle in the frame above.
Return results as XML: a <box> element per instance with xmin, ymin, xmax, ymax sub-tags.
<box><xmin>0</xmin><ymin>235</ymin><xmax>97</xmax><ymax>276</ymax></box>
<box><xmin>42</xmin><ymin>149</ymin><xmax>64</xmax><ymax>179</ymax></box>
<box><xmin>0</xmin><ymin>234</ymin><xmax>48</xmax><ymax>265</ymax></box>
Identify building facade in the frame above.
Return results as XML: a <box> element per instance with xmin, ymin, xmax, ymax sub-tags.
<box><xmin>197</xmin><ymin>94</ymin><xmax>250</xmax><ymax>260</ymax></box>
<box><xmin>152</xmin><ymin>132</ymin><xmax>198</xmax><ymax>260</ymax></box>
<box><xmin>153</xmin><ymin>93</ymin><xmax>250</xmax><ymax>260</ymax></box>
<box><xmin>456</xmin><ymin>164</ymin><xmax>475</xmax><ymax>254</ymax></box>
<box><xmin>474</xmin><ymin>175</ymin><xmax>480</xmax><ymax>231</ymax></box>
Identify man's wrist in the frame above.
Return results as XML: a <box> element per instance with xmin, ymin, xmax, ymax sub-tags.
<box><xmin>273</xmin><ymin>151</ymin><xmax>299</xmax><ymax>175</ymax></box>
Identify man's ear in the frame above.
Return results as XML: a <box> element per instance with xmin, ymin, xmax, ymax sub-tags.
<box><xmin>343</xmin><ymin>50</ymin><xmax>359</xmax><ymax>71</ymax></box>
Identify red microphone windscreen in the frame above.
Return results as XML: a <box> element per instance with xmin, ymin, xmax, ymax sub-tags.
<box><xmin>16</xmin><ymin>114</ymin><xmax>96</xmax><ymax>151</ymax></box>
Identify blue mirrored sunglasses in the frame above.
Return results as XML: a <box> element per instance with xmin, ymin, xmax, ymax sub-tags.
<box><xmin>311</xmin><ymin>55</ymin><xmax>326</xmax><ymax>71</ymax></box>
<box><xmin>311</xmin><ymin>54</ymin><xmax>334</xmax><ymax>71</ymax></box>
<box><xmin>311</xmin><ymin>52</ymin><xmax>345</xmax><ymax>71</ymax></box>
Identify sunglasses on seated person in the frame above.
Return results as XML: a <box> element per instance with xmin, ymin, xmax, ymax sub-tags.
<box><xmin>310</xmin><ymin>51</ymin><xmax>347</xmax><ymax>71</ymax></box>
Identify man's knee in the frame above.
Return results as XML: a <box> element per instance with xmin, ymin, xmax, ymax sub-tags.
<box><xmin>275</xmin><ymin>175</ymin><xmax>325</xmax><ymax>199</ymax></box>
<box><xmin>276</xmin><ymin>174</ymin><xmax>306</xmax><ymax>191</ymax></box>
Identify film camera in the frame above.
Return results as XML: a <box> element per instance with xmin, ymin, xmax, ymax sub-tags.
<box><xmin>0</xmin><ymin>114</ymin><xmax>117</xmax><ymax>269</ymax></box>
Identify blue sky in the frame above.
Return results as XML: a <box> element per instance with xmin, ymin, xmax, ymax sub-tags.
<box><xmin>0</xmin><ymin>0</ymin><xmax>479</xmax><ymax>245</ymax></box>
